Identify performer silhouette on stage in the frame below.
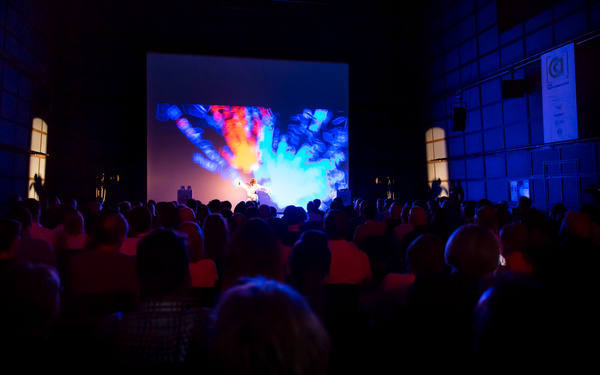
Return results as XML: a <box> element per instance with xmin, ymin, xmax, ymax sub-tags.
<box><xmin>238</xmin><ymin>178</ymin><xmax>272</xmax><ymax>204</ymax></box>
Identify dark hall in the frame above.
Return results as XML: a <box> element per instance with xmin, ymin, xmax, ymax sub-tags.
<box><xmin>1</xmin><ymin>0</ymin><xmax>599</xmax><ymax>371</ymax></box>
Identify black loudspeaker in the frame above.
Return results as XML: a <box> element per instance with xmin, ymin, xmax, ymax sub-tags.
<box><xmin>502</xmin><ymin>79</ymin><xmax>530</xmax><ymax>98</ymax></box>
<box><xmin>452</xmin><ymin>107</ymin><xmax>467</xmax><ymax>131</ymax></box>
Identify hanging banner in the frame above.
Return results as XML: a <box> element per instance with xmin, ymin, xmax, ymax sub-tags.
<box><xmin>542</xmin><ymin>43</ymin><xmax>578</xmax><ymax>143</ymax></box>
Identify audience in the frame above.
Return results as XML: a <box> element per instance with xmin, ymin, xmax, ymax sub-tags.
<box><xmin>1</xmin><ymin>191</ymin><xmax>593</xmax><ymax>370</ymax></box>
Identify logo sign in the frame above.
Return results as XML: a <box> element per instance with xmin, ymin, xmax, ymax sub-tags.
<box><xmin>542</xmin><ymin>43</ymin><xmax>578</xmax><ymax>143</ymax></box>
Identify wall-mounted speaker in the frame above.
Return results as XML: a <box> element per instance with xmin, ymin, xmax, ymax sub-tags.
<box><xmin>502</xmin><ymin>79</ymin><xmax>530</xmax><ymax>98</ymax></box>
<box><xmin>452</xmin><ymin>106</ymin><xmax>467</xmax><ymax>131</ymax></box>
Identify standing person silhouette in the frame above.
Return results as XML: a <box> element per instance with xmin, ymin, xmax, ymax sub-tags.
<box><xmin>238</xmin><ymin>178</ymin><xmax>272</xmax><ymax>204</ymax></box>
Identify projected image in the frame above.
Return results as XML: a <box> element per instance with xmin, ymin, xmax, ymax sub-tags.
<box><xmin>155</xmin><ymin>103</ymin><xmax>348</xmax><ymax>210</ymax></box>
<box><xmin>147</xmin><ymin>54</ymin><xmax>349</xmax><ymax>210</ymax></box>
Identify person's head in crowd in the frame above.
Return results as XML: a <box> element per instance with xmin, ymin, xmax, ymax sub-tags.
<box><xmin>221</xmin><ymin>200</ymin><xmax>232</xmax><ymax>210</ymax></box>
<box><xmin>208</xmin><ymin>199</ymin><xmax>222</xmax><ymax>215</ymax></box>
<box><xmin>406</xmin><ymin>233</ymin><xmax>446</xmax><ymax>275</ymax></box>
<box><xmin>234</xmin><ymin>201</ymin><xmax>247</xmax><ymax>215</ymax></box>
<box><xmin>245</xmin><ymin>206</ymin><xmax>261</xmax><ymax>219</ymax></box>
<box><xmin>178</xmin><ymin>205</ymin><xmax>196</xmax><ymax>224</ymax></box>
<box><xmin>476</xmin><ymin>199</ymin><xmax>494</xmax><ymax>210</ymax></box>
<box><xmin>145</xmin><ymin>201</ymin><xmax>156</xmax><ymax>217</ymax></box>
<box><xmin>475</xmin><ymin>205</ymin><xmax>498</xmax><ymax>235</ymax></box>
<box><xmin>186</xmin><ymin>198</ymin><xmax>198</xmax><ymax>212</ymax></box>
<box><xmin>460</xmin><ymin>201</ymin><xmax>477</xmax><ymax>223</ymax></box>
<box><xmin>411</xmin><ymin>200</ymin><xmax>427</xmax><ymax>211</ymax></box>
<box><xmin>86</xmin><ymin>211</ymin><xmax>128</xmax><ymax>251</ymax></box>
<box><xmin>473</xmin><ymin>273</ymin><xmax>556</xmax><ymax>371</ymax></box>
<box><xmin>408</xmin><ymin>206</ymin><xmax>428</xmax><ymax>228</ymax></box>
<box><xmin>136</xmin><ymin>228</ymin><xmax>190</xmax><ymax>302</ymax></box>
<box><xmin>306</xmin><ymin>201</ymin><xmax>316</xmax><ymax>214</ymax></box>
<box><xmin>0</xmin><ymin>218</ymin><xmax>20</xmax><ymax>260</ymax></box>
<box><xmin>323</xmin><ymin>209</ymin><xmax>348</xmax><ymax>241</ymax></box>
<box><xmin>313</xmin><ymin>199</ymin><xmax>322</xmax><ymax>211</ymax></box>
<box><xmin>118</xmin><ymin>201</ymin><xmax>132</xmax><ymax>215</ymax></box>
<box><xmin>62</xmin><ymin>207</ymin><xmax>85</xmax><ymax>236</ymax></box>
<box><xmin>7</xmin><ymin>205</ymin><xmax>33</xmax><ymax>237</ymax></box>
<box><xmin>155</xmin><ymin>202</ymin><xmax>179</xmax><ymax>230</ymax></box>
<box><xmin>222</xmin><ymin>218</ymin><xmax>282</xmax><ymax>290</ymax></box>
<box><xmin>389</xmin><ymin>202</ymin><xmax>402</xmax><ymax>220</ymax></box>
<box><xmin>549</xmin><ymin>202</ymin><xmax>566</xmax><ymax>222</ymax></box>
<box><xmin>329</xmin><ymin>199</ymin><xmax>344</xmax><ymax>211</ymax></box>
<box><xmin>362</xmin><ymin>203</ymin><xmax>377</xmax><ymax>221</ymax></box>
<box><xmin>376</xmin><ymin>198</ymin><xmax>385</xmax><ymax>212</ymax></box>
<box><xmin>128</xmin><ymin>206</ymin><xmax>152</xmax><ymax>237</ymax></box>
<box><xmin>203</xmin><ymin>213</ymin><xmax>229</xmax><ymax>260</ymax></box>
<box><xmin>229</xmin><ymin>212</ymin><xmax>246</xmax><ymax>234</ymax></box>
<box><xmin>400</xmin><ymin>204</ymin><xmax>411</xmax><ymax>224</ymax></box>
<box><xmin>445</xmin><ymin>224</ymin><xmax>500</xmax><ymax>279</ymax></box>
<box><xmin>286</xmin><ymin>230</ymin><xmax>331</xmax><ymax>295</ymax></box>
<box><xmin>210</xmin><ymin>276</ymin><xmax>330</xmax><ymax>375</ymax></box>
<box><xmin>196</xmin><ymin>203</ymin><xmax>210</xmax><ymax>226</ymax></box>
<box><xmin>24</xmin><ymin>198</ymin><xmax>42</xmax><ymax>223</ymax></box>
<box><xmin>499</xmin><ymin>222</ymin><xmax>533</xmax><ymax>275</ymax></box>
<box><xmin>269</xmin><ymin>206</ymin><xmax>277</xmax><ymax>218</ymax></box>
<box><xmin>178</xmin><ymin>221</ymin><xmax>206</xmax><ymax>263</ymax></box>
<box><xmin>559</xmin><ymin>210</ymin><xmax>592</xmax><ymax>241</ymax></box>
<box><xmin>0</xmin><ymin>262</ymin><xmax>61</xmax><ymax>339</ymax></box>
<box><xmin>267</xmin><ymin>217</ymin><xmax>287</xmax><ymax>241</ymax></box>
<box><xmin>219</xmin><ymin>207</ymin><xmax>233</xmax><ymax>220</ymax></box>
<box><xmin>282</xmin><ymin>206</ymin><xmax>307</xmax><ymax>228</ymax></box>
<box><xmin>517</xmin><ymin>196</ymin><xmax>532</xmax><ymax>211</ymax></box>
<box><xmin>258</xmin><ymin>204</ymin><xmax>271</xmax><ymax>219</ymax></box>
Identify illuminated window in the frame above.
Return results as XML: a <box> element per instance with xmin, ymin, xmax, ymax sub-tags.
<box><xmin>426</xmin><ymin>127</ymin><xmax>449</xmax><ymax>197</ymax></box>
<box><xmin>28</xmin><ymin>118</ymin><xmax>48</xmax><ymax>200</ymax></box>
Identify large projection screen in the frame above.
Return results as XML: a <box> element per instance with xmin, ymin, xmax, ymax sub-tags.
<box><xmin>147</xmin><ymin>54</ymin><xmax>349</xmax><ymax>211</ymax></box>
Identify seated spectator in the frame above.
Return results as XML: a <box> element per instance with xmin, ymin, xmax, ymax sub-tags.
<box><xmin>473</xmin><ymin>273</ymin><xmax>559</xmax><ymax>372</ymax></box>
<box><xmin>7</xmin><ymin>205</ymin><xmax>55</xmax><ymax>267</ymax></box>
<box><xmin>120</xmin><ymin>206</ymin><xmax>153</xmax><ymax>256</ymax></box>
<box><xmin>67</xmin><ymin>211</ymin><xmax>138</xmax><ymax>297</ymax></box>
<box><xmin>285</xmin><ymin>230</ymin><xmax>331</xmax><ymax>318</ymax></box>
<box><xmin>305</xmin><ymin>201</ymin><xmax>323</xmax><ymax>230</ymax></box>
<box><xmin>372</xmin><ymin>233</ymin><xmax>446</xmax><ymax>327</ymax></box>
<box><xmin>221</xmin><ymin>218</ymin><xmax>283</xmax><ymax>290</ymax></box>
<box><xmin>178</xmin><ymin>205</ymin><xmax>197</xmax><ymax>225</ymax></box>
<box><xmin>405</xmin><ymin>224</ymin><xmax>501</xmax><ymax>371</ymax></box>
<box><xmin>203</xmin><ymin>213</ymin><xmax>229</xmax><ymax>277</ymax></box>
<box><xmin>0</xmin><ymin>262</ymin><xmax>62</xmax><ymax>365</ymax></box>
<box><xmin>208</xmin><ymin>199</ymin><xmax>221</xmax><ymax>214</ymax></box>
<box><xmin>390</xmin><ymin>206</ymin><xmax>429</xmax><ymax>273</ymax></box>
<box><xmin>475</xmin><ymin>205</ymin><xmax>499</xmax><ymax>238</ymax></box>
<box><xmin>98</xmin><ymin>229</ymin><xmax>211</xmax><ymax>365</ymax></box>
<box><xmin>209</xmin><ymin>276</ymin><xmax>330</xmax><ymax>375</ymax></box>
<box><xmin>352</xmin><ymin>203</ymin><xmax>387</xmax><ymax>250</ymax></box>
<box><xmin>267</xmin><ymin>217</ymin><xmax>292</xmax><ymax>268</ymax></box>
<box><xmin>281</xmin><ymin>205</ymin><xmax>308</xmax><ymax>248</ymax></box>
<box><xmin>24</xmin><ymin>198</ymin><xmax>57</xmax><ymax>249</ymax></box>
<box><xmin>498</xmin><ymin>222</ymin><xmax>533</xmax><ymax>275</ymax></box>
<box><xmin>323</xmin><ymin>209</ymin><xmax>372</xmax><ymax>286</ymax></box>
<box><xmin>55</xmin><ymin>208</ymin><xmax>88</xmax><ymax>252</ymax></box>
<box><xmin>313</xmin><ymin>198</ymin><xmax>326</xmax><ymax>218</ymax></box>
<box><xmin>178</xmin><ymin>221</ymin><xmax>218</xmax><ymax>288</ymax></box>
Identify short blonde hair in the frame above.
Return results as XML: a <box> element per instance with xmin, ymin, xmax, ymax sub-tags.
<box><xmin>249</xmin><ymin>178</ymin><xmax>257</xmax><ymax>185</ymax></box>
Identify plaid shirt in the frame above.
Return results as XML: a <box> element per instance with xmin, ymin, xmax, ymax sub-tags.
<box><xmin>100</xmin><ymin>301</ymin><xmax>211</xmax><ymax>364</ymax></box>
